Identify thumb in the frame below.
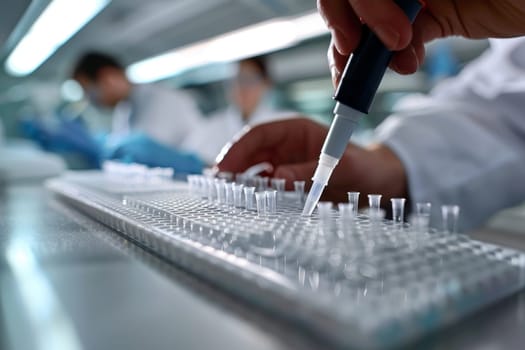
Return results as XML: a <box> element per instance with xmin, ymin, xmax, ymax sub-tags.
<box><xmin>274</xmin><ymin>161</ymin><xmax>318</xmax><ymax>189</ymax></box>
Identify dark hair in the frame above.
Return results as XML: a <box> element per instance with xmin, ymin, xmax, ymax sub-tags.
<box><xmin>72</xmin><ymin>51</ymin><xmax>124</xmax><ymax>81</ymax></box>
<box><xmin>240</xmin><ymin>55</ymin><xmax>270</xmax><ymax>81</ymax></box>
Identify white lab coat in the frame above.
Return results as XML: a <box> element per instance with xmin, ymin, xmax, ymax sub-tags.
<box><xmin>375</xmin><ymin>38</ymin><xmax>525</xmax><ymax>231</ymax></box>
<box><xmin>185</xmin><ymin>103</ymin><xmax>297</xmax><ymax>164</ymax></box>
<box><xmin>111</xmin><ymin>84</ymin><xmax>202</xmax><ymax>149</ymax></box>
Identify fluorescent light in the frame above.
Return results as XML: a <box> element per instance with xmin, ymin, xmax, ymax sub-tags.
<box><xmin>5</xmin><ymin>0</ymin><xmax>111</xmax><ymax>77</ymax></box>
<box><xmin>291</xmin><ymin>12</ymin><xmax>331</xmax><ymax>40</ymax></box>
<box><xmin>127</xmin><ymin>11</ymin><xmax>329</xmax><ymax>83</ymax></box>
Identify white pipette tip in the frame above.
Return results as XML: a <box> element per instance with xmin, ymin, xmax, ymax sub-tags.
<box><xmin>301</xmin><ymin>181</ymin><xmax>325</xmax><ymax>216</ymax></box>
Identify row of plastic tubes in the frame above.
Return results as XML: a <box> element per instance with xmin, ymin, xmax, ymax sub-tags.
<box><xmin>340</xmin><ymin>192</ymin><xmax>460</xmax><ymax>234</ymax></box>
<box><xmin>187</xmin><ymin>175</ymin><xmax>306</xmax><ymax>213</ymax></box>
<box><xmin>187</xmin><ymin>175</ymin><xmax>461</xmax><ymax>233</ymax></box>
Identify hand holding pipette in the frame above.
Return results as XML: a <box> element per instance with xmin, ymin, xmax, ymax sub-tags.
<box><xmin>302</xmin><ymin>0</ymin><xmax>423</xmax><ymax>215</ymax></box>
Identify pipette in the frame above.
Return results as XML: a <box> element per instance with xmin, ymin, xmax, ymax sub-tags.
<box><xmin>302</xmin><ymin>0</ymin><xmax>424</xmax><ymax>216</ymax></box>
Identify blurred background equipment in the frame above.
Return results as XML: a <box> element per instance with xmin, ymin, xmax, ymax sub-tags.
<box><xmin>0</xmin><ymin>0</ymin><xmax>488</xmax><ymax>153</ymax></box>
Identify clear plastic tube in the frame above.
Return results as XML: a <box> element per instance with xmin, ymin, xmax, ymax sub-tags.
<box><xmin>368</xmin><ymin>194</ymin><xmax>382</xmax><ymax>211</ymax></box>
<box><xmin>225</xmin><ymin>183</ymin><xmax>234</xmax><ymax>207</ymax></box>
<box><xmin>255</xmin><ymin>176</ymin><xmax>268</xmax><ymax>191</ymax></box>
<box><xmin>442</xmin><ymin>205</ymin><xmax>460</xmax><ymax>233</ymax></box>
<box><xmin>410</xmin><ymin>214</ymin><xmax>430</xmax><ymax>234</ymax></box>
<box><xmin>187</xmin><ymin>175</ymin><xmax>197</xmax><ymax>194</ymax></box>
<box><xmin>415</xmin><ymin>202</ymin><xmax>432</xmax><ymax>232</ymax></box>
<box><xmin>318</xmin><ymin>202</ymin><xmax>334</xmax><ymax>234</ymax></box>
<box><xmin>318</xmin><ymin>202</ymin><xmax>333</xmax><ymax>220</ymax></box>
<box><xmin>338</xmin><ymin>203</ymin><xmax>354</xmax><ymax>222</ymax></box>
<box><xmin>294</xmin><ymin>180</ymin><xmax>306</xmax><ymax>204</ymax></box>
<box><xmin>235</xmin><ymin>173</ymin><xmax>246</xmax><ymax>186</ymax></box>
<box><xmin>271</xmin><ymin>178</ymin><xmax>286</xmax><ymax>200</ymax></box>
<box><xmin>242</xmin><ymin>176</ymin><xmax>254</xmax><ymax>188</ymax></box>
<box><xmin>391</xmin><ymin>198</ymin><xmax>406</xmax><ymax>226</ymax></box>
<box><xmin>255</xmin><ymin>192</ymin><xmax>267</xmax><ymax>216</ymax></box>
<box><xmin>215</xmin><ymin>179</ymin><xmax>227</xmax><ymax>204</ymax></box>
<box><xmin>266</xmin><ymin>190</ymin><xmax>277</xmax><ymax>214</ymax></box>
<box><xmin>262</xmin><ymin>177</ymin><xmax>270</xmax><ymax>190</ymax></box>
<box><xmin>416</xmin><ymin>202</ymin><xmax>432</xmax><ymax>216</ymax></box>
<box><xmin>347</xmin><ymin>192</ymin><xmax>360</xmax><ymax>216</ymax></box>
<box><xmin>368</xmin><ymin>208</ymin><xmax>386</xmax><ymax>225</ymax></box>
<box><xmin>233</xmin><ymin>184</ymin><xmax>244</xmax><ymax>208</ymax></box>
<box><xmin>244</xmin><ymin>186</ymin><xmax>255</xmax><ymax>210</ymax></box>
<box><xmin>206</xmin><ymin>178</ymin><xmax>215</xmax><ymax>201</ymax></box>
<box><xmin>198</xmin><ymin>176</ymin><xmax>207</xmax><ymax>197</ymax></box>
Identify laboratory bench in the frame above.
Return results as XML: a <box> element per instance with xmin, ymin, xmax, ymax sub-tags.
<box><xmin>1</xmin><ymin>183</ymin><xmax>525</xmax><ymax>350</ymax></box>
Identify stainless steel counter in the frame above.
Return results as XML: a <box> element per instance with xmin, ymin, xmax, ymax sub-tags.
<box><xmin>1</xmin><ymin>183</ymin><xmax>525</xmax><ymax>350</ymax></box>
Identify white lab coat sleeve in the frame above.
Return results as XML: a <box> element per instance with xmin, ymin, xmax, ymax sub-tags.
<box><xmin>375</xmin><ymin>38</ymin><xmax>525</xmax><ymax>231</ymax></box>
<box><xmin>182</xmin><ymin>115</ymin><xmax>229</xmax><ymax>165</ymax></box>
<box><xmin>375</xmin><ymin>103</ymin><xmax>525</xmax><ymax>231</ymax></box>
<box><xmin>183</xmin><ymin>101</ymin><xmax>300</xmax><ymax>165</ymax></box>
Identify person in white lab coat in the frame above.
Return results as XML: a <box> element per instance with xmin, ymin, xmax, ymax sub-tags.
<box><xmin>185</xmin><ymin>56</ymin><xmax>295</xmax><ymax>164</ymax></box>
<box><xmin>73</xmin><ymin>52</ymin><xmax>202</xmax><ymax>149</ymax></box>
<box><xmin>217</xmin><ymin>37</ymin><xmax>525</xmax><ymax>231</ymax></box>
<box><xmin>72</xmin><ymin>52</ymin><xmax>204</xmax><ymax>173</ymax></box>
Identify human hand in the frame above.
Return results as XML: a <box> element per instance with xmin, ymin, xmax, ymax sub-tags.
<box><xmin>104</xmin><ymin>133</ymin><xmax>204</xmax><ymax>174</ymax></box>
<box><xmin>216</xmin><ymin>118</ymin><xmax>407</xmax><ymax>204</ymax></box>
<box><xmin>319</xmin><ymin>0</ymin><xmax>525</xmax><ymax>84</ymax></box>
<box><xmin>55</xmin><ymin>118</ymin><xmax>101</xmax><ymax>158</ymax></box>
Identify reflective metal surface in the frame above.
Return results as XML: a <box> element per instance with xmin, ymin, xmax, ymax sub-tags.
<box><xmin>0</xmin><ymin>184</ymin><xmax>321</xmax><ymax>350</ymax></box>
<box><xmin>1</xmin><ymin>183</ymin><xmax>525</xmax><ymax>350</ymax></box>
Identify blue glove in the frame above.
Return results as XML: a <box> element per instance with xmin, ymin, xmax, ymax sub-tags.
<box><xmin>53</xmin><ymin>117</ymin><xmax>102</xmax><ymax>163</ymax></box>
<box><xmin>19</xmin><ymin>116</ymin><xmax>103</xmax><ymax>168</ymax></box>
<box><xmin>104</xmin><ymin>133</ymin><xmax>204</xmax><ymax>175</ymax></box>
<box><xmin>19</xmin><ymin>118</ymin><xmax>54</xmax><ymax>148</ymax></box>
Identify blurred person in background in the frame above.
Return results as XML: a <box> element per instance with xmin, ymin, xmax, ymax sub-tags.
<box><xmin>185</xmin><ymin>56</ymin><xmax>296</xmax><ymax>164</ymax></box>
<box><xmin>19</xmin><ymin>103</ymin><xmax>102</xmax><ymax>168</ymax></box>
<box><xmin>71</xmin><ymin>51</ymin><xmax>204</xmax><ymax>174</ymax></box>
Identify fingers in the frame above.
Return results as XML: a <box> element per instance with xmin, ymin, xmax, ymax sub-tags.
<box><xmin>389</xmin><ymin>44</ymin><xmax>421</xmax><ymax>74</ymax></box>
<box><xmin>324</xmin><ymin>0</ymin><xmax>426</xmax><ymax>81</ymax></box>
<box><xmin>274</xmin><ymin>161</ymin><xmax>318</xmax><ymax>189</ymax></box>
<box><xmin>328</xmin><ymin>39</ymin><xmax>350</xmax><ymax>87</ymax></box>
<box><xmin>389</xmin><ymin>10</ymin><xmax>437</xmax><ymax>74</ymax></box>
<box><xmin>348</xmin><ymin>0</ymin><xmax>413</xmax><ymax>51</ymax></box>
<box><xmin>216</xmin><ymin>121</ymin><xmax>291</xmax><ymax>173</ymax></box>
<box><xmin>318</xmin><ymin>0</ymin><xmax>359</xmax><ymax>87</ymax></box>
<box><xmin>413</xmin><ymin>9</ymin><xmax>447</xmax><ymax>43</ymax></box>
<box><xmin>318</xmin><ymin>0</ymin><xmax>362</xmax><ymax>56</ymax></box>
<box><xmin>216</xmin><ymin>118</ymin><xmax>327</xmax><ymax>174</ymax></box>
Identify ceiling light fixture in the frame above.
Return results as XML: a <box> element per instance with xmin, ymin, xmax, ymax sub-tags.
<box><xmin>127</xmin><ymin>11</ymin><xmax>329</xmax><ymax>84</ymax></box>
<box><xmin>5</xmin><ymin>0</ymin><xmax>111</xmax><ymax>77</ymax></box>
